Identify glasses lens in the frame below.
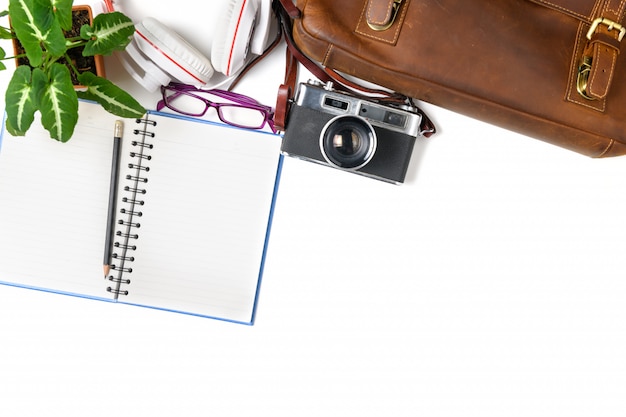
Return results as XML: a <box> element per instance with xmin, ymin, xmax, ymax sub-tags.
<box><xmin>218</xmin><ymin>105</ymin><xmax>267</xmax><ymax>129</ymax></box>
<box><xmin>164</xmin><ymin>90</ymin><xmax>208</xmax><ymax>116</ymax></box>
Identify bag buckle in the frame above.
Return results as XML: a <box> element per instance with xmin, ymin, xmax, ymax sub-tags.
<box><xmin>576</xmin><ymin>18</ymin><xmax>626</xmax><ymax>100</ymax></box>
<box><xmin>586</xmin><ymin>17</ymin><xmax>626</xmax><ymax>41</ymax></box>
<box><xmin>576</xmin><ymin>55</ymin><xmax>595</xmax><ymax>100</ymax></box>
<box><xmin>367</xmin><ymin>0</ymin><xmax>403</xmax><ymax>31</ymax></box>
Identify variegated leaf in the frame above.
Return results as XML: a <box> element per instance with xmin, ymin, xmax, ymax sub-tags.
<box><xmin>81</xmin><ymin>11</ymin><xmax>135</xmax><ymax>56</ymax></box>
<box><xmin>4</xmin><ymin>65</ymin><xmax>39</xmax><ymax>136</ymax></box>
<box><xmin>39</xmin><ymin>63</ymin><xmax>78</xmax><ymax>142</ymax></box>
<box><xmin>77</xmin><ymin>72</ymin><xmax>146</xmax><ymax>118</ymax></box>
<box><xmin>8</xmin><ymin>0</ymin><xmax>66</xmax><ymax>66</ymax></box>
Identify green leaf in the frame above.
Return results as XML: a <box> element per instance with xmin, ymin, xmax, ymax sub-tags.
<box><xmin>4</xmin><ymin>65</ymin><xmax>39</xmax><ymax>136</ymax></box>
<box><xmin>51</xmin><ymin>0</ymin><xmax>73</xmax><ymax>31</ymax></box>
<box><xmin>0</xmin><ymin>26</ymin><xmax>13</xmax><ymax>39</ymax></box>
<box><xmin>39</xmin><ymin>62</ymin><xmax>78</xmax><ymax>142</ymax></box>
<box><xmin>77</xmin><ymin>72</ymin><xmax>145</xmax><ymax>118</ymax></box>
<box><xmin>81</xmin><ymin>11</ymin><xmax>134</xmax><ymax>56</ymax></box>
<box><xmin>8</xmin><ymin>0</ymin><xmax>66</xmax><ymax>66</ymax></box>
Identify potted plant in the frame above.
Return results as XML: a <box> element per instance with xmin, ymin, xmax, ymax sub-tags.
<box><xmin>0</xmin><ymin>0</ymin><xmax>145</xmax><ymax>142</ymax></box>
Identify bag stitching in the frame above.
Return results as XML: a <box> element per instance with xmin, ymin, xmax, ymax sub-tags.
<box><xmin>531</xmin><ymin>0</ymin><xmax>590</xmax><ymax>20</ymax></box>
<box><xmin>367</xmin><ymin>0</ymin><xmax>393</xmax><ymax>26</ymax></box>
<box><xmin>323</xmin><ymin>44</ymin><xmax>333</xmax><ymax>66</ymax></box>
<box><xmin>604</xmin><ymin>0</ymin><xmax>626</xmax><ymax>16</ymax></box>
<box><xmin>356</xmin><ymin>1</ymin><xmax>395</xmax><ymax>43</ymax></box>
<box><xmin>355</xmin><ymin>0</ymin><xmax>409</xmax><ymax>44</ymax></box>
<box><xmin>596</xmin><ymin>139</ymin><xmax>615</xmax><ymax>156</ymax></box>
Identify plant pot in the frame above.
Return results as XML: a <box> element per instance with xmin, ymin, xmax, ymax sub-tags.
<box><xmin>12</xmin><ymin>4</ymin><xmax>106</xmax><ymax>89</ymax></box>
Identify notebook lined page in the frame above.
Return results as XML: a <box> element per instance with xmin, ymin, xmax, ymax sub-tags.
<box><xmin>0</xmin><ymin>101</ymin><xmax>120</xmax><ymax>298</ymax></box>
<box><xmin>119</xmin><ymin>114</ymin><xmax>281</xmax><ymax>322</ymax></box>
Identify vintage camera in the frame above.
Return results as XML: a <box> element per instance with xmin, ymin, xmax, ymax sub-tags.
<box><xmin>281</xmin><ymin>81</ymin><xmax>424</xmax><ymax>184</ymax></box>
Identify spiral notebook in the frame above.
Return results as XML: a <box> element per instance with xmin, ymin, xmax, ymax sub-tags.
<box><xmin>0</xmin><ymin>100</ymin><xmax>283</xmax><ymax>324</ymax></box>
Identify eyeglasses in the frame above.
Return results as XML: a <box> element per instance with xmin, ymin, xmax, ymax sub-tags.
<box><xmin>157</xmin><ymin>82</ymin><xmax>276</xmax><ymax>133</ymax></box>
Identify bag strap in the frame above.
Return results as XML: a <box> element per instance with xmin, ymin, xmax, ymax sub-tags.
<box><xmin>580</xmin><ymin>0</ymin><xmax>626</xmax><ymax>100</ymax></box>
<box><xmin>273</xmin><ymin>0</ymin><xmax>436</xmax><ymax>137</ymax></box>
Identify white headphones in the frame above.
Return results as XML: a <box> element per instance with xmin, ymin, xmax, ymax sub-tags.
<box><xmin>116</xmin><ymin>0</ymin><xmax>276</xmax><ymax>92</ymax></box>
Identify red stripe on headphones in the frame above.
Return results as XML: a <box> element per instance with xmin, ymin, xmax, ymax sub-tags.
<box><xmin>226</xmin><ymin>0</ymin><xmax>248</xmax><ymax>76</ymax></box>
<box><xmin>104</xmin><ymin>0</ymin><xmax>114</xmax><ymax>12</ymax></box>
<box><xmin>135</xmin><ymin>29</ymin><xmax>205</xmax><ymax>84</ymax></box>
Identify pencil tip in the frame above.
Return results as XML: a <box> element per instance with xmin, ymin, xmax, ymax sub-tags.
<box><xmin>103</xmin><ymin>264</ymin><xmax>110</xmax><ymax>278</ymax></box>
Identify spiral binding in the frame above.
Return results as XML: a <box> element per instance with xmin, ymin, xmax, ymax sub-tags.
<box><xmin>106</xmin><ymin>117</ymin><xmax>156</xmax><ymax>298</ymax></box>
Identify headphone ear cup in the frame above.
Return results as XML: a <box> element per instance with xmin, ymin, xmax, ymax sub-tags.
<box><xmin>211</xmin><ymin>0</ymin><xmax>258</xmax><ymax>77</ymax></box>
<box><xmin>134</xmin><ymin>17</ymin><xmax>215</xmax><ymax>86</ymax></box>
<box><xmin>249</xmin><ymin>0</ymin><xmax>274</xmax><ymax>55</ymax></box>
<box><xmin>117</xmin><ymin>39</ymin><xmax>173</xmax><ymax>92</ymax></box>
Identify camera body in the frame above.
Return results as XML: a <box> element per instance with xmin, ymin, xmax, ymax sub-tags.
<box><xmin>281</xmin><ymin>81</ymin><xmax>423</xmax><ymax>184</ymax></box>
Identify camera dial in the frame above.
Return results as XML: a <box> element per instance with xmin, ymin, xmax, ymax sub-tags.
<box><xmin>319</xmin><ymin>115</ymin><xmax>377</xmax><ymax>170</ymax></box>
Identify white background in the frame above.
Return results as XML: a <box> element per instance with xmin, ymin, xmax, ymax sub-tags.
<box><xmin>1</xmin><ymin>1</ymin><xmax>625</xmax><ymax>416</ymax></box>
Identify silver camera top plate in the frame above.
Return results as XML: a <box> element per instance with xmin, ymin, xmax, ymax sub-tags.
<box><xmin>294</xmin><ymin>81</ymin><xmax>423</xmax><ymax>136</ymax></box>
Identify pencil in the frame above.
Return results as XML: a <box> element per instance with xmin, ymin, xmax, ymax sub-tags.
<box><xmin>103</xmin><ymin>120</ymin><xmax>124</xmax><ymax>277</ymax></box>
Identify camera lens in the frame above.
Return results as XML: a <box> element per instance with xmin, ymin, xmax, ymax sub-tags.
<box><xmin>319</xmin><ymin>116</ymin><xmax>377</xmax><ymax>169</ymax></box>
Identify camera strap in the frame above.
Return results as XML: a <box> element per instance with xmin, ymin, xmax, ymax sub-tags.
<box><xmin>273</xmin><ymin>0</ymin><xmax>436</xmax><ymax>136</ymax></box>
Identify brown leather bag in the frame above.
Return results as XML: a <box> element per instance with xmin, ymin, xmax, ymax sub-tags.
<box><xmin>284</xmin><ymin>0</ymin><xmax>626</xmax><ymax>157</ymax></box>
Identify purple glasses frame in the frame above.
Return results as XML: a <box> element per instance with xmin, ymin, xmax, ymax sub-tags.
<box><xmin>157</xmin><ymin>82</ymin><xmax>277</xmax><ymax>133</ymax></box>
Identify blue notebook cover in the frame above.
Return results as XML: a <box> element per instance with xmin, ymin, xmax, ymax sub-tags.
<box><xmin>0</xmin><ymin>101</ymin><xmax>283</xmax><ymax>325</ymax></box>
